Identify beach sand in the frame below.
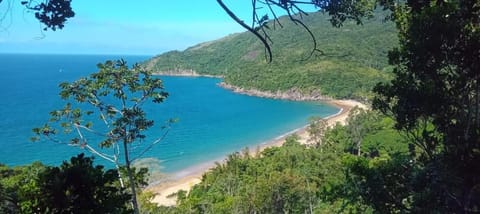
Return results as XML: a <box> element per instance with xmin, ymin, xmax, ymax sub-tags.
<box><xmin>145</xmin><ymin>99</ymin><xmax>367</xmax><ymax>206</ymax></box>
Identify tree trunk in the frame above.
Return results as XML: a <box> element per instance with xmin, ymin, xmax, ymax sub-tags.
<box><xmin>357</xmin><ymin>140</ymin><xmax>362</xmax><ymax>156</ymax></box>
<box><xmin>123</xmin><ymin>141</ymin><xmax>140</xmax><ymax>214</ymax></box>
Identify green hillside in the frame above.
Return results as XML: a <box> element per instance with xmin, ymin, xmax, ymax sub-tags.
<box><xmin>145</xmin><ymin>11</ymin><xmax>397</xmax><ymax>99</ymax></box>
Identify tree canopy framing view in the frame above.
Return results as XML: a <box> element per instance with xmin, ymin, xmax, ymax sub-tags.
<box><xmin>0</xmin><ymin>0</ymin><xmax>479</xmax><ymax>213</ymax></box>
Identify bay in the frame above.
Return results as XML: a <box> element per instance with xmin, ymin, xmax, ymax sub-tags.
<box><xmin>0</xmin><ymin>54</ymin><xmax>338</xmax><ymax>173</ymax></box>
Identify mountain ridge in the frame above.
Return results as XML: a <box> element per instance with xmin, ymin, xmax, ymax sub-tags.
<box><xmin>145</xmin><ymin>11</ymin><xmax>397</xmax><ymax>99</ymax></box>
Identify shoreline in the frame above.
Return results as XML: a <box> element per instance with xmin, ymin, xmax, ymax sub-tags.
<box><xmin>153</xmin><ymin>71</ymin><xmax>223</xmax><ymax>78</ymax></box>
<box><xmin>153</xmin><ymin>73</ymin><xmax>341</xmax><ymax>102</ymax></box>
<box><xmin>217</xmin><ymin>82</ymin><xmax>333</xmax><ymax>101</ymax></box>
<box><xmin>145</xmin><ymin>99</ymin><xmax>367</xmax><ymax>206</ymax></box>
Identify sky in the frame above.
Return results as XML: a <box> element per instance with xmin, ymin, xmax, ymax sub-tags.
<box><xmin>0</xmin><ymin>1</ymin><xmax>260</xmax><ymax>55</ymax></box>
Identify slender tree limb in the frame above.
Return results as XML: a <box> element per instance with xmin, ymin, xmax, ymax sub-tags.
<box><xmin>217</xmin><ymin>0</ymin><xmax>273</xmax><ymax>62</ymax></box>
<box><xmin>84</xmin><ymin>144</ymin><xmax>116</xmax><ymax>163</ymax></box>
<box><xmin>74</xmin><ymin>125</ymin><xmax>117</xmax><ymax>162</ymax></box>
<box><xmin>132</xmin><ymin>128</ymin><xmax>170</xmax><ymax>162</ymax></box>
<box><xmin>264</xmin><ymin>1</ymin><xmax>284</xmax><ymax>29</ymax></box>
<box><xmin>75</xmin><ymin>124</ymin><xmax>109</xmax><ymax>137</ymax></box>
<box><xmin>286</xmin><ymin>10</ymin><xmax>323</xmax><ymax>60</ymax></box>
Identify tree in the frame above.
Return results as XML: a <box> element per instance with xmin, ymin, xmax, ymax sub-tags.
<box><xmin>225</xmin><ymin>0</ymin><xmax>480</xmax><ymax>211</ymax></box>
<box><xmin>372</xmin><ymin>0</ymin><xmax>480</xmax><ymax>212</ymax></box>
<box><xmin>0</xmin><ymin>162</ymin><xmax>46</xmax><ymax>213</ymax></box>
<box><xmin>0</xmin><ymin>0</ymin><xmax>75</xmax><ymax>31</ymax></box>
<box><xmin>342</xmin><ymin>153</ymin><xmax>414</xmax><ymax>213</ymax></box>
<box><xmin>36</xmin><ymin>154</ymin><xmax>131</xmax><ymax>213</ymax></box>
<box><xmin>0</xmin><ymin>155</ymin><xmax>133</xmax><ymax>213</ymax></box>
<box><xmin>218</xmin><ymin>0</ymin><xmax>479</xmax><ymax>211</ymax></box>
<box><xmin>216</xmin><ymin>0</ymin><xmax>378</xmax><ymax>62</ymax></box>
<box><xmin>346</xmin><ymin>107</ymin><xmax>381</xmax><ymax>156</ymax></box>
<box><xmin>33</xmin><ymin>59</ymin><xmax>172</xmax><ymax>213</ymax></box>
<box><xmin>307</xmin><ymin>116</ymin><xmax>328</xmax><ymax>150</ymax></box>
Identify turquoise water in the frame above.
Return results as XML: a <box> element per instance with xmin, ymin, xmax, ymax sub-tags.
<box><xmin>0</xmin><ymin>54</ymin><xmax>338</xmax><ymax>173</ymax></box>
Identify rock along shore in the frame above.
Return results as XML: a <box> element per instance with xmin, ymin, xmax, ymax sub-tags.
<box><xmin>152</xmin><ymin>70</ymin><xmax>331</xmax><ymax>101</ymax></box>
<box><xmin>152</xmin><ymin>70</ymin><xmax>223</xmax><ymax>78</ymax></box>
<box><xmin>217</xmin><ymin>82</ymin><xmax>332</xmax><ymax>101</ymax></box>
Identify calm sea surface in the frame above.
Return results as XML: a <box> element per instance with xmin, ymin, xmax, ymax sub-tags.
<box><xmin>0</xmin><ymin>54</ymin><xmax>338</xmax><ymax>173</ymax></box>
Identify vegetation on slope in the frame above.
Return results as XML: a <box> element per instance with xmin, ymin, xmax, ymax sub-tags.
<box><xmin>146</xmin><ymin>11</ymin><xmax>397</xmax><ymax>99</ymax></box>
<box><xmin>0</xmin><ymin>155</ymin><xmax>133</xmax><ymax>213</ymax></box>
<box><xmin>145</xmin><ymin>108</ymin><xmax>411</xmax><ymax>213</ymax></box>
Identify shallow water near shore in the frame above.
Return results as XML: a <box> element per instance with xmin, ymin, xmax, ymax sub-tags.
<box><xmin>0</xmin><ymin>54</ymin><xmax>338</xmax><ymax>173</ymax></box>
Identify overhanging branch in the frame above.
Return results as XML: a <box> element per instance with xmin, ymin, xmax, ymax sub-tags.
<box><xmin>217</xmin><ymin>0</ymin><xmax>273</xmax><ymax>62</ymax></box>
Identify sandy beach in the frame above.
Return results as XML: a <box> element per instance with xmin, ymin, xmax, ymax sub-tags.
<box><xmin>145</xmin><ymin>99</ymin><xmax>367</xmax><ymax>206</ymax></box>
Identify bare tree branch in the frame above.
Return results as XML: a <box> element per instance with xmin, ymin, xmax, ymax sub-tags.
<box><xmin>217</xmin><ymin>0</ymin><xmax>273</xmax><ymax>62</ymax></box>
<box><xmin>132</xmin><ymin>128</ymin><xmax>170</xmax><ymax>162</ymax></box>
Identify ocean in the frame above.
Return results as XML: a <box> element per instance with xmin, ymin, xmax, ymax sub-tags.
<box><xmin>0</xmin><ymin>54</ymin><xmax>338</xmax><ymax>173</ymax></box>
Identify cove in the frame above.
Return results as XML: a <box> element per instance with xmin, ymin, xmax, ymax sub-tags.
<box><xmin>0</xmin><ymin>54</ymin><xmax>338</xmax><ymax>173</ymax></box>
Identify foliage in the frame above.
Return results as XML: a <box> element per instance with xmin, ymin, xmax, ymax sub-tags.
<box><xmin>32</xmin><ymin>59</ymin><xmax>170</xmax><ymax>213</ymax></box>
<box><xmin>0</xmin><ymin>162</ymin><xmax>45</xmax><ymax>213</ymax></box>
<box><xmin>144</xmin><ymin>110</ymin><xmax>406</xmax><ymax>213</ymax></box>
<box><xmin>372</xmin><ymin>0</ymin><xmax>480</xmax><ymax>212</ymax></box>
<box><xmin>20</xmin><ymin>0</ymin><xmax>75</xmax><ymax>31</ymax></box>
<box><xmin>176</xmin><ymin>142</ymin><xmax>345</xmax><ymax>213</ymax></box>
<box><xmin>138</xmin><ymin>191</ymin><xmax>164</xmax><ymax>214</ymax></box>
<box><xmin>345</xmin><ymin>107</ymin><xmax>383</xmax><ymax>156</ymax></box>
<box><xmin>307</xmin><ymin>116</ymin><xmax>328</xmax><ymax>148</ymax></box>
<box><xmin>0</xmin><ymin>154</ymin><xmax>132</xmax><ymax>213</ymax></box>
<box><xmin>36</xmin><ymin>154</ymin><xmax>131</xmax><ymax>213</ymax></box>
<box><xmin>342</xmin><ymin>153</ymin><xmax>414</xmax><ymax>213</ymax></box>
<box><xmin>217</xmin><ymin>0</ymin><xmax>380</xmax><ymax>62</ymax></box>
<box><xmin>146</xmin><ymin>11</ymin><xmax>396</xmax><ymax>100</ymax></box>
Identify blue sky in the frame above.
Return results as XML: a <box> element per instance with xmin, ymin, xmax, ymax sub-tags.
<box><xmin>0</xmin><ymin>1</ymin><xmax>260</xmax><ymax>55</ymax></box>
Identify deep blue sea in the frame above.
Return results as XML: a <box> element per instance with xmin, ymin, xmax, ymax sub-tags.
<box><xmin>0</xmin><ymin>54</ymin><xmax>338</xmax><ymax>173</ymax></box>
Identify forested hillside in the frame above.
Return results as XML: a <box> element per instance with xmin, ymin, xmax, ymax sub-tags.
<box><xmin>145</xmin><ymin>108</ymin><xmax>412</xmax><ymax>213</ymax></box>
<box><xmin>145</xmin><ymin>11</ymin><xmax>397</xmax><ymax>99</ymax></box>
